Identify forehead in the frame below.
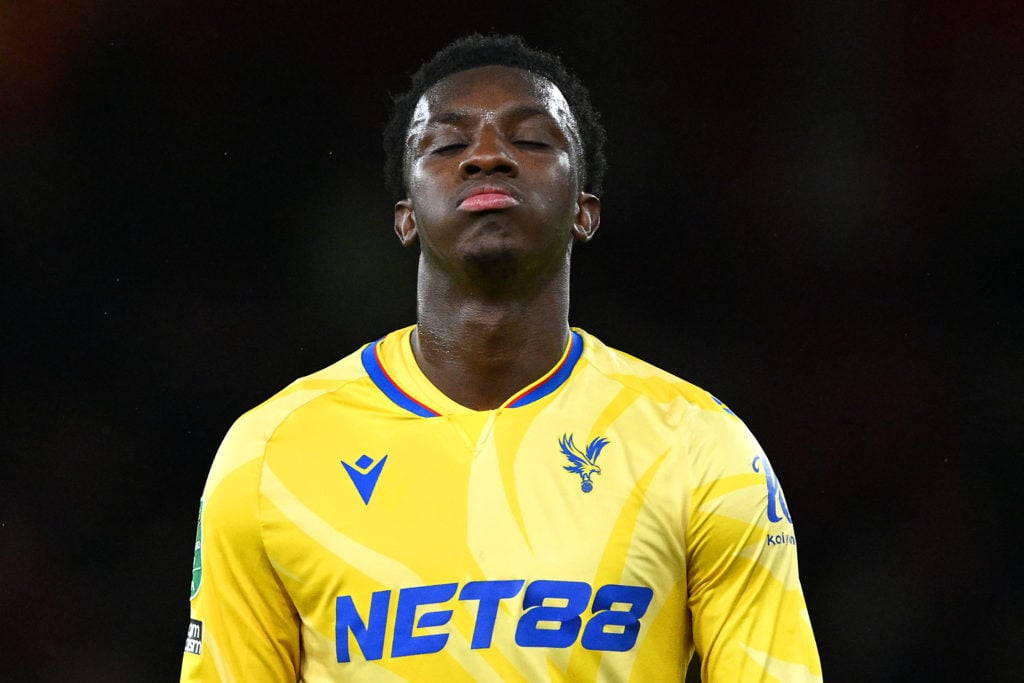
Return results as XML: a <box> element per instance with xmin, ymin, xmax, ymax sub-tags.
<box><xmin>409</xmin><ymin>65</ymin><xmax>578</xmax><ymax>138</ymax></box>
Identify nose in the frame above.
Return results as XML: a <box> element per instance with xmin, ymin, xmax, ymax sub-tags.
<box><xmin>459</xmin><ymin>129</ymin><xmax>518</xmax><ymax>178</ymax></box>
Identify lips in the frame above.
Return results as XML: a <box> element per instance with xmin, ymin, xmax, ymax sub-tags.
<box><xmin>458</xmin><ymin>185</ymin><xmax>521</xmax><ymax>212</ymax></box>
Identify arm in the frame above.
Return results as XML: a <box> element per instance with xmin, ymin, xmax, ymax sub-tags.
<box><xmin>686</xmin><ymin>411</ymin><xmax>821</xmax><ymax>682</ymax></box>
<box><xmin>180</xmin><ymin>422</ymin><xmax>302</xmax><ymax>682</ymax></box>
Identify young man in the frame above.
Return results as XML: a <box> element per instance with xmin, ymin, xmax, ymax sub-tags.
<box><xmin>181</xmin><ymin>34</ymin><xmax>821</xmax><ymax>681</ymax></box>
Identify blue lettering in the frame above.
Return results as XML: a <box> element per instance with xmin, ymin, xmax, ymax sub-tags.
<box><xmin>514</xmin><ymin>580</ymin><xmax>591</xmax><ymax>648</ymax></box>
<box><xmin>335</xmin><ymin>590</ymin><xmax>390</xmax><ymax>662</ymax></box>
<box><xmin>392</xmin><ymin>583</ymin><xmax>458</xmax><ymax>658</ymax></box>
<box><xmin>766</xmin><ymin>533</ymin><xmax>797</xmax><ymax>547</ymax></box>
<box><xmin>581</xmin><ymin>584</ymin><xmax>654</xmax><ymax>651</ymax></box>
<box><xmin>459</xmin><ymin>579</ymin><xmax>525</xmax><ymax>649</ymax></box>
<box><xmin>752</xmin><ymin>454</ymin><xmax>793</xmax><ymax>523</ymax></box>
<box><xmin>334</xmin><ymin>579</ymin><xmax>657</xmax><ymax>662</ymax></box>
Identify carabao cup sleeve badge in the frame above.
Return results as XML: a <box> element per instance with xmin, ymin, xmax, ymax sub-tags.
<box><xmin>190</xmin><ymin>500</ymin><xmax>203</xmax><ymax>600</ymax></box>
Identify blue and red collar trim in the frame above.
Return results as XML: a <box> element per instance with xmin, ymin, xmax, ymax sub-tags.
<box><xmin>506</xmin><ymin>331</ymin><xmax>583</xmax><ymax>408</ymax></box>
<box><xmin>360</xmin><ymin>341</ymin><xmax>441</xmax><ymax>417</ymax></box>
<box><xmin>360</xmin><ymin>331</ymin><xmax>583</xmax><ymax>417</ymax></box>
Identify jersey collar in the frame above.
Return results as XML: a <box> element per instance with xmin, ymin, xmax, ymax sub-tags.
<box><xmin>361</xmin><ymin>327</ymin><xmax>584</xmax><ymax>417</ymax></box>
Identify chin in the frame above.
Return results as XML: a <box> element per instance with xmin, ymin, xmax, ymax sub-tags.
<box><xmin>463</xmin><ymin>248</ymin><xmax>521</xmax><ymax>280</ymax></box>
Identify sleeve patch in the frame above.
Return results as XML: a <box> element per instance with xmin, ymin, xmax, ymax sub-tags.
<box><xmin>184</xmin><ymin>619</ymin><xmax>203</xmax><ymax>655</ymax></box>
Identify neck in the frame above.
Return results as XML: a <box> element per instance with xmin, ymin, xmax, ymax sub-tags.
<box><xmin>412</xmin><ymin>257</ymin><xmax>572</xmax><ymax>410</ymax></box>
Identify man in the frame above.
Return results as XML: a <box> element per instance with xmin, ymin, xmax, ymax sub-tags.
<box><xmin>181</xmin><ymin>34</ymin><xmax>822</xmax><ymax>681</ymax></box>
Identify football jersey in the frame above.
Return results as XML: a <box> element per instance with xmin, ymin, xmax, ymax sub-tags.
<box><xmin>181</xmin><ymin>326</ymin><xmax>821</xmax><ymax>682</ymax></box>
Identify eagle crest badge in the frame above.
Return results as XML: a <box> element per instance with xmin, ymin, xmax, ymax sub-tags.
<box><xmin>559</xmin><ymin>434</ymin><xmax>610</xmax><ymax>493</ymax></box>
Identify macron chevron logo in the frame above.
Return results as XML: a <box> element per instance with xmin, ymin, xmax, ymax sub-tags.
<box><xmin>342</xmin><ymin>455</ymin><xmax>388</xmax><ymax>505</ymax></box>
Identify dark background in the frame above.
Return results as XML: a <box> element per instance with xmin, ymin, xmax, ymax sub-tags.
<box><xmin>2</xmin><ymin>2</ymin><xmax>1021</xmax><ymax>680</ymax></box>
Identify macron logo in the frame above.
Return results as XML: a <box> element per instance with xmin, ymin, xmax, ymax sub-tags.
<box><xmin>342</xmin><ymin>455</ymin><xmax>388</xmax><ymax>505</ymax></box>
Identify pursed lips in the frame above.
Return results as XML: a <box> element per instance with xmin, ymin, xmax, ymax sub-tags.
<box><xmin>457</xmin><ymin>184</ymin><xmax>521</xmax><ymax>212</ymax></box>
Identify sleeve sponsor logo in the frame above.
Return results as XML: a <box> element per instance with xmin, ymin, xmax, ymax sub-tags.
<box><xmin>751</xmin><ymin>453</ymin><xmax>792</xmax><ymax>524</ymax></box>
<box><xmin>184</xmin><ymin>619</ymin><xmax>203</xmax><ymax>655</ymax></box>
<box><xmin>766</xmin><ymin>532</ymin><xmax>797</xmax><ymax>546</ymax></box>
<box><xmin>753</xmin><ymin>454</ymin><xmax>799</xmax><ymax>548</ymax></box>
<box><xmin>334</xmin><ymin>579</ymin><xmax>654</xmax><ymax>663</ymax></box>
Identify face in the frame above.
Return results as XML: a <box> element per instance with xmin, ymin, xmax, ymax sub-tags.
<box><xmin>395</xmin><ymin>66</ymin><xmax>600</xmax><ymax>284</ymax></box>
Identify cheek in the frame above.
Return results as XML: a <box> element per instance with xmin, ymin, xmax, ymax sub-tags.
<box><xmin>408</xmin><ymin>166</ymin><xmax>449</xmax><ymax>213</ymax></box>
<box><xmin>540</xmin><ymin>158</ymin><xmax>581</xmax><ymax>217</ymax></box>
<box><xmin>407</xmin><ymin>161</ymin><xmax>428</xmax><ymax>195</ymax></box>
<box><xmin>559</xmin><ymin>156</ymin><xmax>583</xmax><ymax>204</ymax></box>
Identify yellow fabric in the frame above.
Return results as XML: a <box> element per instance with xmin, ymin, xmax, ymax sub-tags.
<box><xmin>181</xmin><ymin>326</ymin><xmax>821</xmax><ymax>681</ymax></box>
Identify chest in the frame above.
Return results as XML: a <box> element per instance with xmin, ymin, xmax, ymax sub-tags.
<box><xmin>259</xmin><ymin>405</ymin><xmax>687</xmax><ymax>592</ymax></box>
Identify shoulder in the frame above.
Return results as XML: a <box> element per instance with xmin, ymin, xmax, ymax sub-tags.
<box><xmin>574</xmin><ymin>328</ymin><xmax>764</xmax><ymax>481</ymax></box>
<box><xmin>238</xmin><ymin>339</ymin><xmax>372</xmax><ymax>431</ymax></box>
<box><xmin>575</xmin><ymin>328</ymin><xmax>739</xmax><ymax>423</ymax></box>
<box><xmin>202</xmin><ymin>340</ymin><xmax>373</xmax><ymax>496</ymax></box>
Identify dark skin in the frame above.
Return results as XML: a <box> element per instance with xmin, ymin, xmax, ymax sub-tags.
<box><xmin>394</xmin><ymin>66</ymin><xmax>601</xmax><ymax>410</ymax></box>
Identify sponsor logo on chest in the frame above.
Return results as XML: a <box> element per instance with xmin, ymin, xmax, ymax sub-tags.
<box><xmin>335</xmin><ymin>579</ymin><xmax>653</xmax><ymax>663</ymax></box>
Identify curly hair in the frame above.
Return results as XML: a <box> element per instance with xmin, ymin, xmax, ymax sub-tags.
<box><xmin>382</xmin><ymin>34</ymin><xmax>607</xmax><ymax>201</ymax></box>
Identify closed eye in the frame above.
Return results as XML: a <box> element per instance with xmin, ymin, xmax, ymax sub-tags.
<box><xmin>432</xmin><ymin>143</ymin><xmax>467</xmax><ymax>155</ymax></box>
<box><xmin>514</xmin><ymin>140</ymin><xmax>549</xmax><ymax>149</ymax></box>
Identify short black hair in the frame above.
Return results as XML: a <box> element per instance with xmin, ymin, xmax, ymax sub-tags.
<box><xmin>382</xmin><ymin>34</ymin><xmax>607</xmax><ymax>201</ymax></box>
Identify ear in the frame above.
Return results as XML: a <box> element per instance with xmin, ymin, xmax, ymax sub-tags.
<box><xmin>571</xmin><ymin>192</ymin><xmax>601</xmax><ymax>243</ymax></box>
<box><xmin>394</xmin><ymin>199</ymin><xmax>418</xmax><ymax>247</ymax></box>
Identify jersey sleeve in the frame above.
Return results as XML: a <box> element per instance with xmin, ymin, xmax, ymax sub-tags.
<box><xmin>685</xmin><ymin>408</ymin><xmax>822</xmax><ymax>682</ymax></box>
<box><xmin>180</xmin><ymin>417</ymin><xmax>302</xmax><ymax>682</ymax></box>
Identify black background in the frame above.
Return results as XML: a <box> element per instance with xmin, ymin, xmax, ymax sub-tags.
<box><xmin>2</xmin><ymin>2</ymin><xmax>1021</xmax><ymax>680</ymax></box>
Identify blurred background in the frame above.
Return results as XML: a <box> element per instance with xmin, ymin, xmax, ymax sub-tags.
<box><xmin>2</xmin><ymin>1</ymin><xmax>1021</xmax><ymax>680</ymax></box>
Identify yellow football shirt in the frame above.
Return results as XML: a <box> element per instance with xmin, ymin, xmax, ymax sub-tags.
<box><xmin>181</xmin><ymin>326</ymin><xmax>821</xmax><ymax>681</ymax></box>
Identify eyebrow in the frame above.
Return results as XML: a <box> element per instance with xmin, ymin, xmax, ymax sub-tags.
<box><xmin>426</xmin><ymin>105</ymin><xmax>556</xmax><ymax>128</ymax></box>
